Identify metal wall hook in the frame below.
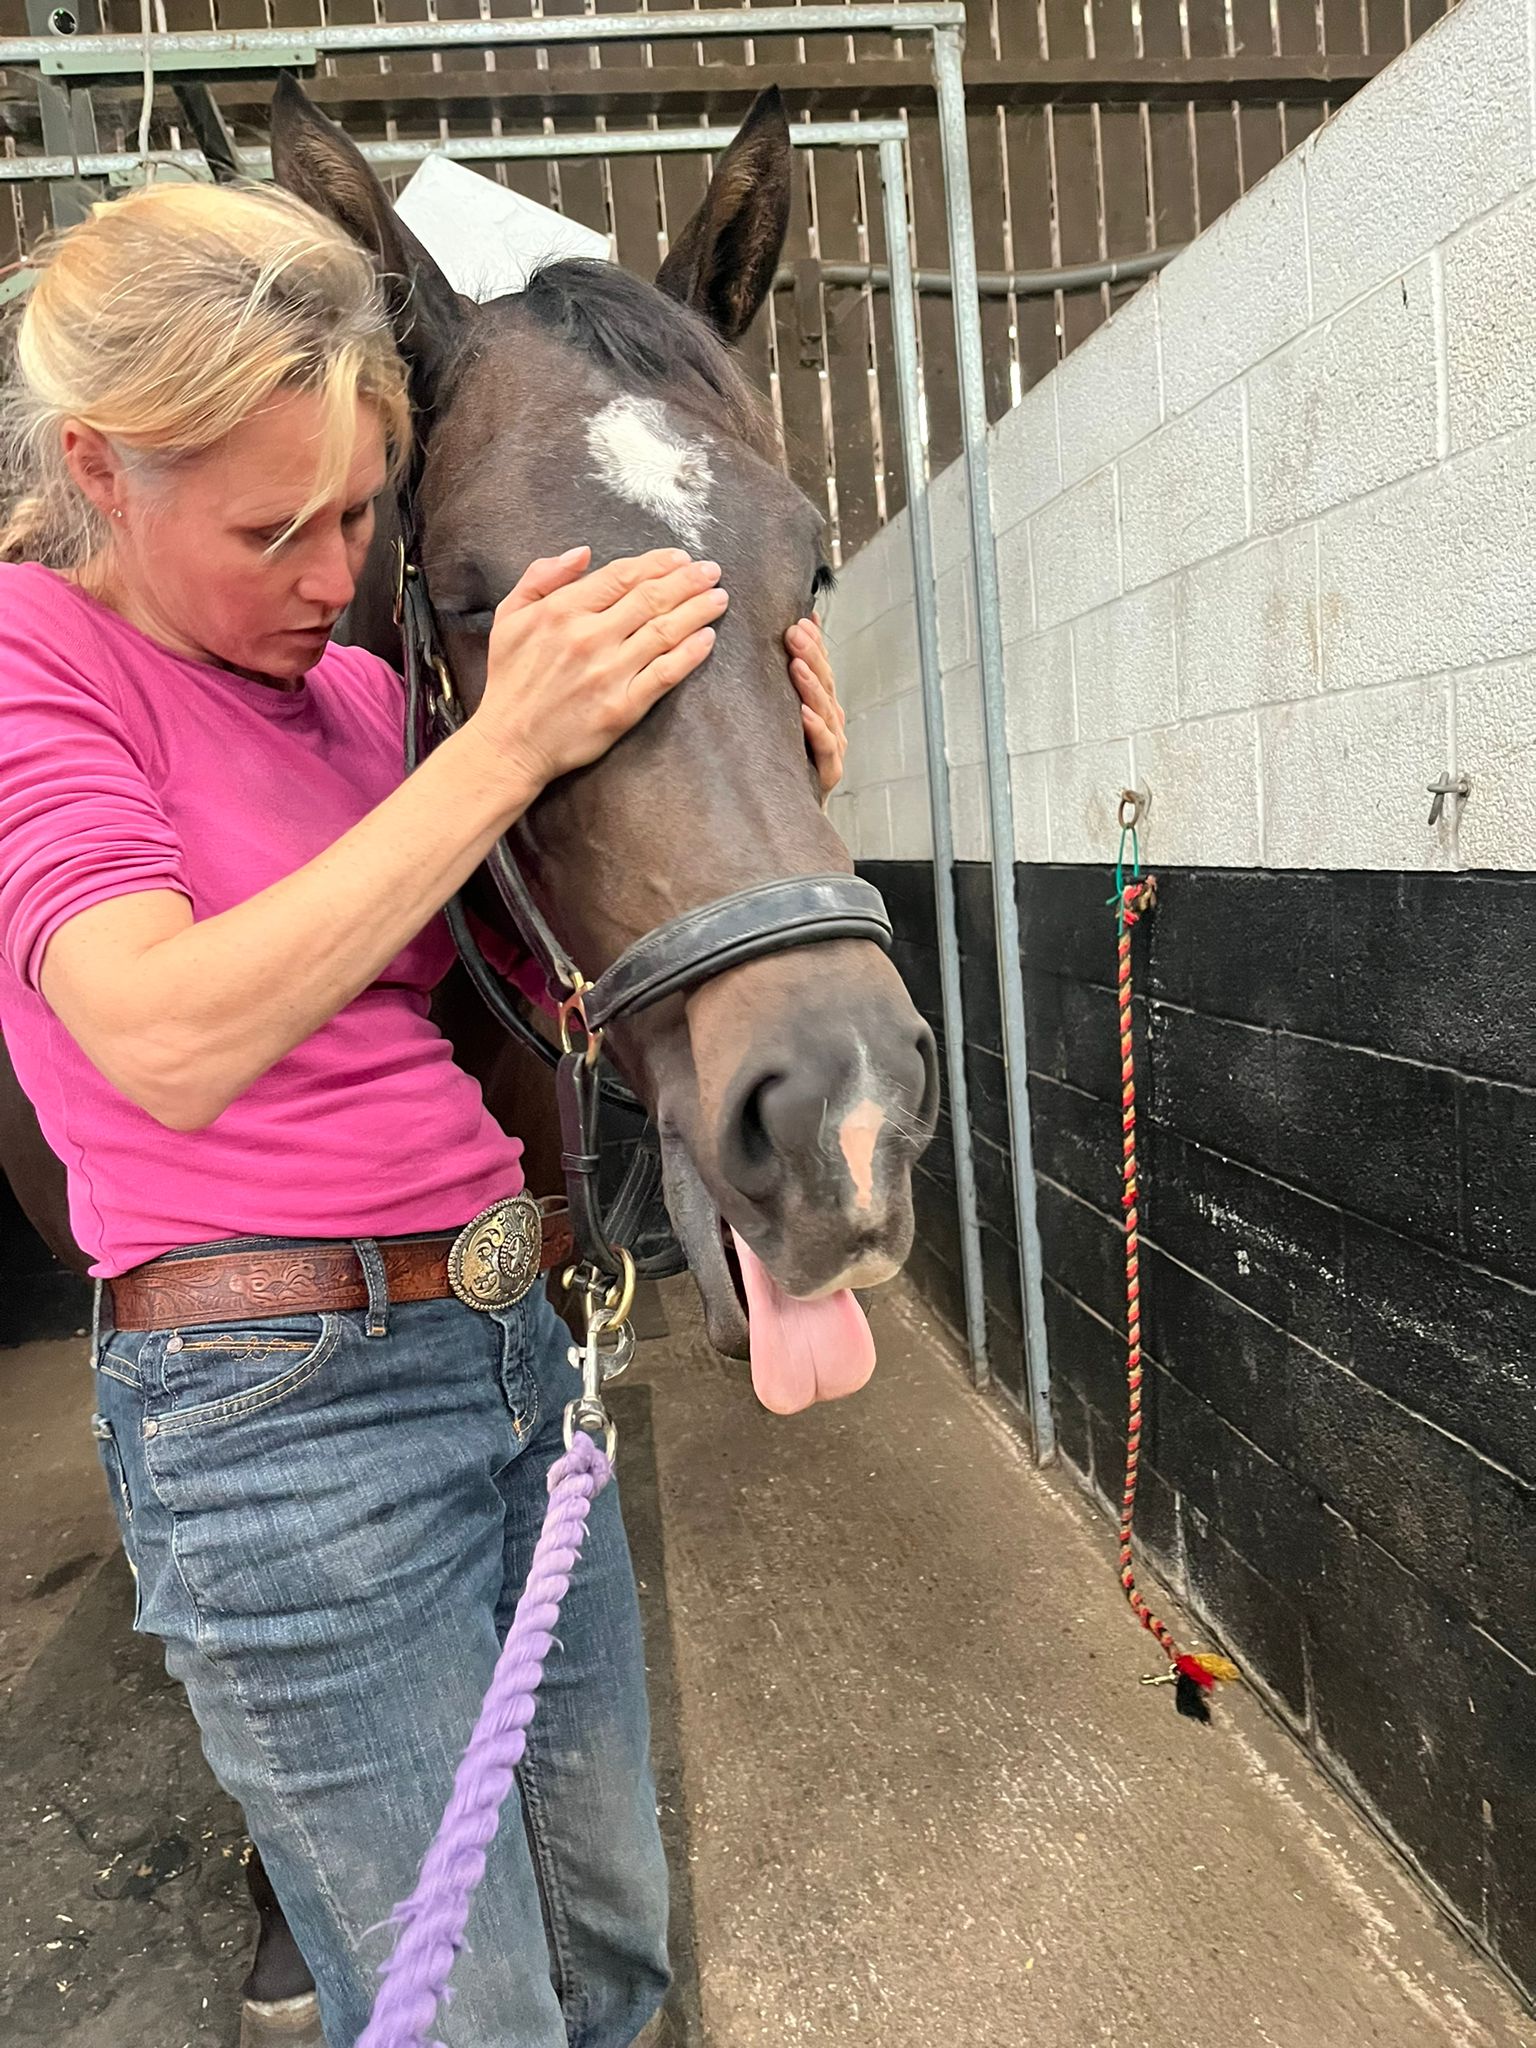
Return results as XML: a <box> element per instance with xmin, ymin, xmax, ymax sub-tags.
<box><xmin>1427</xmin><ymin>773</ymin><xmax>1471</xmax><ymax>826</ymax></box>
<box><xmin>1117</xmin><ymin>784</ymin><xmax>1152</xmax><ymax>830</ymax></box>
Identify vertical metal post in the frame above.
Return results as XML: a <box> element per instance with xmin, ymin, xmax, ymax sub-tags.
<box><xmin>930</xmin><ymin>24</ymin><xmax>1055</xmax><ymax>1460</ymax></box>
<box><xmin>25</xmin><ymin>0</ymin><xmax>102</xmax><ymax>228</ymax></box>
<box><xmin>877</xmin><ymin>135</ymin><xmax>990</xmax><ymax>1391</ymax></box>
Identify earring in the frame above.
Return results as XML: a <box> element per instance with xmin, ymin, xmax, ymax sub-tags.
<box><xmin>110</xmin><ymin>508</ymin><xmax>123</xmax><ymax>521</ymax></box>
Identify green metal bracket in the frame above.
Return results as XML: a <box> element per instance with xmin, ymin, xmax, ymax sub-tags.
<box><xmin>40</xmin><ymin>40</ymin><xmax>315</xmax><ymax>76</ymax></box>
<box><xmin>0</xmin><ymin>267</ymin><xmax>39</xmax><ymax>304</ymax></box>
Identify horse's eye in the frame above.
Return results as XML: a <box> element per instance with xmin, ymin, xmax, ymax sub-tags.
<box><xmin>442</xmin><ymin>608</ymin><xmax>496</xmax><ymax>637</ymax></box>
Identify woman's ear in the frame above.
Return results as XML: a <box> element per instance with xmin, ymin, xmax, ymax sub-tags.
<box><xmin>59</xmin><ymin>421</ymin><xmax>126</xmax><ymax>523</ymax></box>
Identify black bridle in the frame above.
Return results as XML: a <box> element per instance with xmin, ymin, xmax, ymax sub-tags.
<box><xmin>396</xmin><ymin>532</ymin><xmax>894</xmax><ymax>1296</ymax></box>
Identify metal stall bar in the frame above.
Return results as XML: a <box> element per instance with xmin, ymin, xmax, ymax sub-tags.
<box><xmin>22</xmin><ymin>0</ymin><xmax>101</xmax><ymax>228</ymax></box>
<box><xmin>0</xmin><ymin>120</ymin><xmax>910</xmax><ymax>182</ymax></box>
<box><xmin>877</xmin><ymin>134</ymin><xmax>989</xmax><ymax>1389</ymax></box>
<box><xmin>0</xmin><ymin>120</ymin><xmax>913</xmax><ymax>181</ymax></box>
<box><xmin>774</xmin><ymin>247</ymin><xmax>1182</xmax><ymax>298</ymax></box>
<box><xmin>931</xmin><ymin>26</ymin><xmax>1055</xmax><ymax>1460</ymax></box>
<box><xmin>0</xmin><ymin>6</ymin><xmax>968</xmax><ymax>67</ymax></box>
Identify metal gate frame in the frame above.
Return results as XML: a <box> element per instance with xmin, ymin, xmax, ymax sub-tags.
<box><xmin>0</xmin><ymin>3</ymin><xmax>1057</xmax><ymax>1461</ymax></box>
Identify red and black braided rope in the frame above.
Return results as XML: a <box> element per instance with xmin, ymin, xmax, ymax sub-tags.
<box><xmin>1114</xmin><ymin>875</ymin><xmax>1231</xmax><ymax>1722</ymax></box>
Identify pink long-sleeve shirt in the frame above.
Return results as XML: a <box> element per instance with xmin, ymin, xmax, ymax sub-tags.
<box><xmin>0</xmin><ymin>562</ymin><xmax>530</xmax><ymax>1276</ymax></box>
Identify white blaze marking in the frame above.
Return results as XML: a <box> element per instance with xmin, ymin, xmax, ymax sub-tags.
<box><xmin>838</xmin><ymin>1098</ymin><xmax>887</xmax><ymax>1214</ymax></box>
<box><xmin>586</xmin><ymin>395</ymin><xmax>714</xmax><ymax>547</ymax></box>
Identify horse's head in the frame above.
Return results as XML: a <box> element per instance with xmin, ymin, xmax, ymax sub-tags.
<box><xmin>271</xmin><ymin>82</ymin><xmax>938</xmax><ymax>1388</ymax></box>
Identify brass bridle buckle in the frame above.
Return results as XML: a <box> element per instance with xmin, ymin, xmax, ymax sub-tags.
<box><xmin>392</xmin><ymin>540</ymin><xmax>416</xmax><ymax>629</ymax></box>
<box><xmin>558</xmin><ymin>981</ymin><xmax>604</xmax><ymax>1068</ymax></box>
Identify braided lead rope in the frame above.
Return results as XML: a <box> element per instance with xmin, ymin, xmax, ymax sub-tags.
<box><xmin>358</xmin><ymin>1429</ymin><xmax>613</xmax><ymax>2048</ymax></box>
<box><xmin>1110</xmin><ymin>822</ymin><xmax>1236</xmax><ymax>1723</ymax></box>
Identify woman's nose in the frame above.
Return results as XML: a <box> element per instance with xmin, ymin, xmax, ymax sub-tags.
<box><xmin>296</xmin><ymin>536</ymin><xmax>357</xmax><ymax>613</ymax></box>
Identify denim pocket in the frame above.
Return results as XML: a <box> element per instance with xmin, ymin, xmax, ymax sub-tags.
<box><xmin>98</xmin><ymin>1337</ymin><xmax>146</xmax><ymax>1390</ymax></box>
<box><xmin>91</xmin><ymin>1410</ymin><xmax>146</xmax><ymax>1627</ymax></box>
<box><xmin>91</xmin><ymin>1411</ymin><xmax>134</xmax><ymax>1522</ymax></box>
<box><xmin>492</xmin><ymin>1298</ymin><xmax>546</xmax><ymax>1443</ymax></box>
<box><xmin>146</xmin><ymin>1315</ymin><xmax>340</xmax><ymax>1437</ymax></box>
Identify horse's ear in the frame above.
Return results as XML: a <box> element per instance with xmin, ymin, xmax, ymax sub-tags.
<box><xmin>268</xmin><ymin>73</ymin><xmax>462</xmax><ymax>408</ymax></box>
<box><xmin>655</xmin><ymin>86</ymin><xmax>791</xmax><ymax>343</ymax></box>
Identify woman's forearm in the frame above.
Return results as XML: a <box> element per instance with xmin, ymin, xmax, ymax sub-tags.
<box><xmin>41</xmin><ymin>546</ymin><xmax>728</xmax><ymax>1132</ymax></box>
<box><xmin>44</xmin><ymin>724</ymin><xmax>541</xmax><ymax>1129</ymax></box>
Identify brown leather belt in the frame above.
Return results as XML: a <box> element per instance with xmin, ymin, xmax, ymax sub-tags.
<box><xmin>108</xmin><ymin>1211</ymin><xmax>575</xmax><ymax>1333</ymax></box>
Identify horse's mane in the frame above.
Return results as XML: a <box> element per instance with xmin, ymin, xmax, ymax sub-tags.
<box><xmin>513</xmin><ymin>259</ymin><xmax>782</xmax><ymax>468</ymax></box>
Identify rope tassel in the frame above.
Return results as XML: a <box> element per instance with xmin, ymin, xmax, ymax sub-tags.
<box><xmin>1110</xmin><ymin>814</ymin><xmax>1239</xmax><ymax>1721</ymax></box>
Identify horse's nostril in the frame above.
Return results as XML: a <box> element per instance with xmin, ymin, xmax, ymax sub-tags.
<box><xmin>915</xmin><ymin>1021</ymin><xmax>940</xmax><ymax>1133</ymax></box>
<box><xmin>718</xmin><ymin>1025</ymin><xmax>936</xmax><ymax>1210</ymax></box>
<box><xmin>737</xmin><ymin>1075</ymin><xmax>776</xmax><ymax>1175</ymax></box>
<box><xmin>721</xmin><ymin>1068</ymin><xmax>785</xmax><ymax>1204</ymax></box>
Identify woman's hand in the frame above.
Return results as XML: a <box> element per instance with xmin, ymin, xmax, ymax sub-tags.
<box><xmin>786</xmin><ymin>614</ymin><xmax>846</xmax><ymax>802</ymax></box>
<box><xmin>473</xmin><ymin>545</ymin><xmax>727</xmax><ymax>789</ymax></box>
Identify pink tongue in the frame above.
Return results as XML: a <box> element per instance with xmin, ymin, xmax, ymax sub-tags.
<box><xmin>730</xmin><ymin>1227</ymin><xmax>876</xmax><ymax>1415</ymax></box>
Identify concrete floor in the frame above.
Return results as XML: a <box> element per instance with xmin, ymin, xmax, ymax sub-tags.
<box><xmin>3</xmin><ymin>1285</ymin><xmax>1534</xmax><ymax>2047</ymax></box>
<box><xmin>647</xmin><ymin>1279</ymin><xmax>1536</xmax><ymax>2048</ymax></box>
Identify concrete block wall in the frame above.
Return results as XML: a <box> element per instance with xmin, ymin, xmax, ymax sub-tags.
<box><xmin>830</xmin><ymin>0</ymin><xmax>1536</xmax><ymax>2006</ymax></box>
<box><xmin>826</xmin><ymin>0</ymin><xmax>1536</xmax><ymax>882</ymax></box>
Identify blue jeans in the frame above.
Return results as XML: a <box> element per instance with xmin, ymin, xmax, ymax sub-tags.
<box><xmin>90</xmin><ymin>1251</ymin><xmax>670</xmax><ymax>2048</ymax></box>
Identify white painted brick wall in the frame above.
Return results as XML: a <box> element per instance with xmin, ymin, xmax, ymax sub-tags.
<box><xmin>1441</xmin><ymin>184</ymin><xmax>1536</xmax><ymax>453</ymax></box>
<box><xmin>1137</xmin><ymin>712</ymin><xmax>1262</xmax><ymax>868</ymax></box>
<box><xmin>1042</xmin><ymin>736</ymin><xmax>1136</xmax><ymax>865</ymax></box>
<box><xmin>1174</xmin><ymin>528</ymin><xmax>1320</xmax><ymax>718</ymax></box>
<box><xmin>1303</xmin><ymin>0</ymin><xmax>1532</xmax><ymax>320</ymax></box>
<box><xmin>1260</xmin><ymin>681</ymin><xmax>1453</xmax><ymax>870</ymax></box>
<box><xmin>941</xmin><ymin>662</ymin><xmax>984</xmax><ymax>768</ymax></box>
<box><xmin>1455</xmin><ymin>656</ymin><xmax>1536</xmax><ymax>868</ymax></box>
<box><xmin>1246</xmin><ymin>262</ymin><xmax>1440</xmax><ymax>533</ymax></box>
<box><xmin>1119</xmin><ymin>384</ymin><xmax>1248</xmax><ymax>590</ymax></box>
<box><xmin>1073</xmin><ymin>582</ymin><xmax>1178</xmax><ymax>743</ymax></box>
<box><xmin>1002</xmin><ymin>627</ymin><xmax>1075</xmax><ymax>755</ymax></box>
<box><xmin>988</xmin><ymin>375</ymin><xmax>1062</xmax><ymax>529</ymax></box>
<box><xmin>1317</xmin><ymin>427</ymin><xmax>1536</xmax><ymax>694</ymax></box>
<box><xmin>949</xmin><ymin>763</ymin><xmax>991</xmax><ymax>863</ymax></box>
<box><xmin>1029</xmin><ymin>467</ymin><xmax>1118</xmax><ymax>630</ymax></box>
<box><xmin>1155</xmin><ymin>149</ymin><xmax>1311</xmax><ymax>418</ymax></box>
<box><xmin>826</xmin><ymin>0</ymin><xmax>1536</xmax><ymax>877</ymax></box>
<box><xmin>1051</xmin><ymin>282</ymin><xmax>1163</xmax><ymax>489</ymax></box>
<box><xmin>1009</xmin><ymin>751</ymin><xmax>1051</xmax><ymax>864</ymax></box>
<box><xmin>935</xmin><ymin>562</ymin><xmax>972</xmax><ymax>671</ymax></box>
<box><xmin>993</xmin><ymin>519</ymin><xmax>1034</xmax><ymax>645</ymax></box>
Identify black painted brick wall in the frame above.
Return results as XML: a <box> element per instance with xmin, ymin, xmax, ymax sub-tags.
<box><xmin>864</xmin><ymin>857</ymin><xmax>1536</xmax><ymax>2006</ymax></box>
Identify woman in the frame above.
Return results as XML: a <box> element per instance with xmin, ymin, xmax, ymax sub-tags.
<box><xmin>0</xmin><ymin>180</ymin><xmax>845</xmax><ymax>2046</ymax></box>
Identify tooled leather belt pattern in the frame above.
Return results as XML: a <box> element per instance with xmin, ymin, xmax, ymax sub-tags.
<box><xmin>108</xmin><ymin>1217</ymin><xmax>574</xmax><ymax>1333</ymax></box>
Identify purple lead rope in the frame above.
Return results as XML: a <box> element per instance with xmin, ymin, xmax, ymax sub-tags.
<box><xmin>357</xmin><ymin>1429</ymin><xmax>614</xmax><ymax>2048</ymax></box>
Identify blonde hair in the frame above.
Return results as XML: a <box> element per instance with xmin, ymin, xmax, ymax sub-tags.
<box><xmin>0</xmin><ymin>179</ymin><xmax>411</xmax><ymax>568</ymax></box>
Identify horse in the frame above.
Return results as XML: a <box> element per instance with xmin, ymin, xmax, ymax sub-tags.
<box><xmin>0</xmin><ymin>78</ymin><xmax>938</xmax><ymax>2042</ymax></box>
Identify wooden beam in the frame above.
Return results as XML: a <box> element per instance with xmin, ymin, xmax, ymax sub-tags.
<box><xmin>0</xmin><ymin>51</ymin><xmax>1388</xmax><ymax>127</ymax></box>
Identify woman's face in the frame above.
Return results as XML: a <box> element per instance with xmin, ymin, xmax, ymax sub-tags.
<box><xmin>68</xmin><ymin>388</ymin><xmax>390</xmax><ymax>684</ymax></box>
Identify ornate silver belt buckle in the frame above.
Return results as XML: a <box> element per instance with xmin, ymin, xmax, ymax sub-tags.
<box><xmin>447</xmin><ymin>1194</ymin><xmax>544</xmax><ymax>1312</ymax></box>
